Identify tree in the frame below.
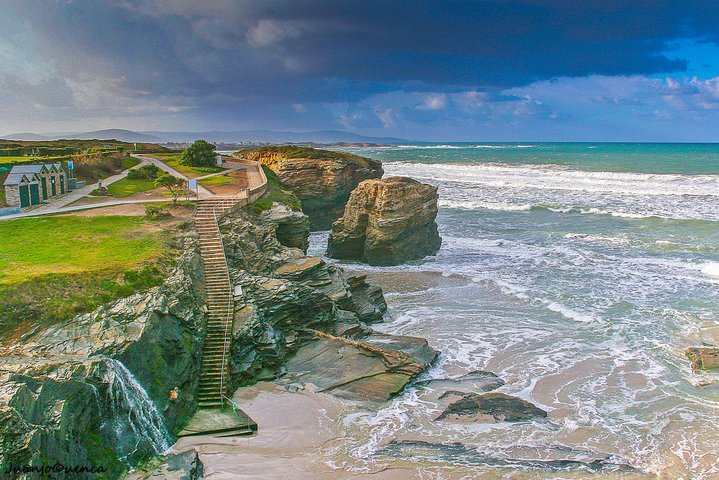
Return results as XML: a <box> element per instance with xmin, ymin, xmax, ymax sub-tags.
<box><xmin>180</xmin><ymin>139</ymin><xmax>216</xmax><ymax>167</ymax></box>
<box><xmin>155</xmin><ymin>173</ymin><xmax>186</xmax><ymax>204</ymax></box>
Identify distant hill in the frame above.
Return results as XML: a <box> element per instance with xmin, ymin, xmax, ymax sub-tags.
<box><xmin>3</xmin><ymin>129</ymin><xmax>163</xmax><ymax>143</ymax></box>
<box><xmin>3</xmin><ymin>132</ymin><xmax>52</xmax><ymax>141</ymax></box>
<box><xmin>3</xmin><ymin>128</ymin><xmax>411</xmax><ymax>145</ymax></box>
<box><xmin>140</xmin><ymin>129</ymin><xmax>410</xmax><ymax>144</ymax></box>
<box><xmin>60</xmin><ymin>129</ymin><xmax>164</xmax><ymax>142</ymax></box>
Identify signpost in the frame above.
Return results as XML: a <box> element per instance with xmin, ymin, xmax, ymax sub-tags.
<box><xmin>188</xmin><ymin>178</ymin><xmax>198</xmax><ymax>200</ymax></box>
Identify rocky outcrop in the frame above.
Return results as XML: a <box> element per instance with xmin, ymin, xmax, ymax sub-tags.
<box><xmin>238</xmin><ymin>146</ymin><xmax>383</xmax><ymax>230</ymax></box>
<box><xmin>284</xmin><ymin>331</ymin><xmax>437</xmax><ymax>402</ymax></box>
<box><xmin>128</xmin><ymin>450</ymin><xmax>204</xmax><ymax>480</ymax></box>
<box><xmin>0</xmin><ymin>236</ymin><xmax>207</xmax><ymax>478</ymax></box>
<box><xmin>328</xmin><ymin>177</ymin><xmax>442</xmax><ymax>265</ymax></box>
<box><xmin>259</xmin><ymin>203</ymin><xmax>310</xmax><ymax>253</ymax></box>
<box><xmin>436</xmin><ymin>392</ymin><xmax>547</xmax><ymax>423</ymax></box>
<box><xmin>217</xmin><ymin>204</ymin><xmax>434</xmax><ymax>401</ymax></box>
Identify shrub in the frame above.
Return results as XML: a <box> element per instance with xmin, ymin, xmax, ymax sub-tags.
<box><xmin>144</xmin><ymin>204</ymin><xmax>171</xmax><ymax>219</ymax></box>
<box><xmin>127</xmin><ymin>164</ymin><xmax>161</xmax><ymax>180</ymax></box>
<box><xmin>180</xmin><ymin>140</ymin><xmax>216</xmax><ymax>167</ymax></box>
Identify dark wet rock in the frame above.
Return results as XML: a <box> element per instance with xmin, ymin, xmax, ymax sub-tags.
<box><xmin>687</xmin><ymin>346</ymin><xmax>719</xmax><ymax>371</ymax></box>
<box><xmin>417</xmin><ymin>370</ymin><xmax>505</xmax><ymax>394</ymax></box>
<box><xmin>283</xmin><ymin>332</ymin><xmax>438</xmax><ymax>402</ymax></box>
<box><xmin>130</xmin><ymin>449</ymin><xmax>204</xmax><ymax>480</ymax></box>
<box><xmin>327</xmin><ymin>177</ymin><xmax>442</xmax><ymax>265</ymax></box>
<box><xmin>379</xmin><ymin>441</ymin><xmax>639</xmax><ymax>474</ymax></box>
<box><xmin>437</xmin><ymin>392</ymin><xmax>547</xmax><ymax>423</ymax></box>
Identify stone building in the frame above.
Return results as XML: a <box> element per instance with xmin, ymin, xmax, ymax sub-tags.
<box><xmin>3</xmin><ymin>163</ymin><xmax>68</xmax><ymax>208</ymax></box>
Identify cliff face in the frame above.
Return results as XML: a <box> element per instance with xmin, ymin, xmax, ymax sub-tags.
<box><xmin>0</xmin><ymin>236</ymin><xmax>207</xmax><ymax>478</ymax></box>
<box><xmin>239</xmin><ymin>146</ymin><xmax>383</xmax><ymax>230</ymax></box>
<box><xmin>328</xmin><ymin>176</ymin><xmax>442</xmax><ymax>265</ymax></box>
<box><xmin>219</xmin><ymin>204</ymin><xmax>436</xmax><ymax>401</ymax></box>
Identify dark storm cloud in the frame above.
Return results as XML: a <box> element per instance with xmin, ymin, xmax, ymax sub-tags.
<box><xmin>6</xmin><ymin>0</ymin><xmax>719</xmax><ymax>106</ymax></box>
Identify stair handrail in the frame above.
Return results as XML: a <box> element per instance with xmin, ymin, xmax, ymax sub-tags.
<box><xmin>212</xmin><ymin>204</ymin><xmax>234</xmax><ymax>407</ymax></box>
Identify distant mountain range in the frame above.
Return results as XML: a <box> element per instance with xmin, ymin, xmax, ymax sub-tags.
<box><xmin>2</xmin><ymin>128</ymin><xmax>411</xmax><ymax>145</ymax></box>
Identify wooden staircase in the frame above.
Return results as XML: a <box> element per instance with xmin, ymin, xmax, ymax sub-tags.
<box><xmin>195</xmin><ymin>198</ymin><xmax>242</xmax><ymax>408</ymax></box>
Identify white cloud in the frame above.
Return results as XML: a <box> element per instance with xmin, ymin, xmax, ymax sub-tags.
<box><xmin>416</xmin><ymin>93</ymin><xmax>447</xmax><ymax>110</ymax></box>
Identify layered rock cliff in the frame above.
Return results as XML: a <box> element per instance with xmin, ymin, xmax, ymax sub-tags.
<box><xmin>327</xmin><ymin>176</ymin><xmax>442</xmax><ymax>265</ymax></box>
<box><xmin>218</xmin><ymin>203</ymin><xmax>436</xmax><ymax>399</ymax></box>
<box><xmin>236</xmin><ymin>146</ymin><xmax>383</xmax><ymax>230</ymax></box>
<box><xmin>0</xmin><ymin>235</ymin><xmax>207</xmax><ymax>478</ymax></box>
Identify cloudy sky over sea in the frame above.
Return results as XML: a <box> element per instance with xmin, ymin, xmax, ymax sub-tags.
<box><xmin>2</xmin><ymin>1</ymin><xmax>719</xmax><ymax>140</ymax></box>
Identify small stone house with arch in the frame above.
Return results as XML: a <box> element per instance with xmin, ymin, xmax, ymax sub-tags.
<box><xmin>3</xmin><ymin>163</ymin><xmax>68</xmax><ymax>208</ymax></box>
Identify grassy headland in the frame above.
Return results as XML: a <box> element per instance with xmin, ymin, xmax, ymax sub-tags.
<box><xmin>0</xmin><ymin>214</ymin><xmax>176</xmax><ymax>339</ymax></box>
<box><xmin>235</xmin><ymin>145</ymin><xmax>373</xmax><ymax>168</ymax></box>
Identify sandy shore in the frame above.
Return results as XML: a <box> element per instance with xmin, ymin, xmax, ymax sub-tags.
<box><xmin>173</xmin><ymin>382</ymin><xmax>418</xmax><ymax>479</ymax></box>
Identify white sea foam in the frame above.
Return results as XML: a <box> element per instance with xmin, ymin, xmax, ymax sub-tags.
<box><xmin>700</xmin><ymin>262</ymin><xmax>719</xmax><ymax>278</ymax></box>
<box><xmin>543</xmin><ymin>300</ymin><xmax>596</xmax><ymax>323</ymax></box>
<box><xmin>385</xmin><ymin>161</ymin><xmax>719</xmax><ymax>198</ymax></box>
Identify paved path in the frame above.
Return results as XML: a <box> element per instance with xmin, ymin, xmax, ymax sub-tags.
<box><xmin>131</xmin><ymin>154</ymin><xmax>215</xmax><ymax>199</ymax></box>
<box><xmin>0</xmin><ymin>155</ymin><xmax>267</xmax><ymax>221</ymax></box>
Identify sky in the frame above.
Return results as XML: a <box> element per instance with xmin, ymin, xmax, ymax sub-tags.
<box><xmin>2</xmin><ymin>0</ymin><xmax>719</xmax><ymax>141</ymax></box>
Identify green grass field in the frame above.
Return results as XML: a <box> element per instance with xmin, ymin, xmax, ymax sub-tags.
<box><xmin>106</xmin><ymin>177</ymin><xmax>158</xmax><ymax>197</ymax></box>
<box><xmin>150</xmin><ymin>153</ymin><xmax>224</xmax><ymax>177</ymax></box>
<box><xmin>198</xmin><ymin>174</ymin><xmax>232</xmax><ymax>187</ymax></box>
<box><xmin>121</xmin><ymin>156</ymin><xmax>141</xmax><ymax>170</ymax></box>
<box><xmin>0</xmin><ymin>155</ymin><xmax>69</xmax><ymax>165</ymax></box>
<box><xmin>0</xmin><ymin>216</ymin><xmax>163</xmax><ymax>285</ymax></box>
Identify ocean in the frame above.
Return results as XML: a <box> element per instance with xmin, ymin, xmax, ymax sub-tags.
<box><xmin>307</xmin><ymin>143</ymin><xmax>719</xmax><ymax>479</ymax></box>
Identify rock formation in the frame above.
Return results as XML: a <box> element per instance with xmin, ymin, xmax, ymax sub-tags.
<box><xmin>327</xmin><ymin>176</ymin><xmax>442</xmax><ymax>265</ymax></box>
<box><xmin>237</xmin><ymin>146</ymin><xmax>383</xmax><ymax>230</ymax></box>
<box><xmin>217</xmin><ymin>204</ymin><xmax>434</xmax><ymax>393</ymax></box>
<box><xmin>436</xmin><ymin>392</ymin><xmax>548</xmax><ymax>423</ymax></box>
<box><xmin>0</xmin><ymin>236</ymin><xmax>207</xmax><ymax>477</ymax></box>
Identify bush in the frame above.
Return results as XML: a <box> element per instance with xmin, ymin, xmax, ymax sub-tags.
<box><xmin>144</xmin><ymin>204</ymin><xmax>171</xmax><ymax>219</ymax></box>
<box><xmin>180</xmin><ymin>140</ymin><xmax>216</xmax><ymax>167</ymax></box>
<box><xmin>127</xmin><ymin>164</ymin><xmax>161</xmax><ymax>180</ymax></box>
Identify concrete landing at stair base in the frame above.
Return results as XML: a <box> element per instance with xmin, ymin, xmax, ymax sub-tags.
<box><xmin>178</xmin><ymin>407</ymin><xmax>257</xmax><ymax>437</ymax></box>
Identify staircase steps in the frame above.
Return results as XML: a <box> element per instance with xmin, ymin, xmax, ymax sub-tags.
<box><xmin>194</xmin><ymin>197</ymin><xmax>243</xmax><ymax>407</ymax></box>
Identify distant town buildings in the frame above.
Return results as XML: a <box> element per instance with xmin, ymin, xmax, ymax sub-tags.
<box><xmin>3</xmin><ymin>163</ymin><xmax>68</xmax><ymax>208</ymax></box>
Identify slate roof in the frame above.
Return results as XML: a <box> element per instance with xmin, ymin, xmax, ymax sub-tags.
<box><xmin>3</xmin><ymin>173</ymin><xmax>33</xmax><ymax>186</ymax></box>
<box><xmin>3</xmin><ymin>163</ymin><xmax>65</xmax><ymax>186</ymax></box>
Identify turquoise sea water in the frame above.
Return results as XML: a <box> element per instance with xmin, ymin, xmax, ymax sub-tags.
<box><xmin>310</xmin><ymin>143</ymin><xmax>719</xmax><ymax>478</ymax></box>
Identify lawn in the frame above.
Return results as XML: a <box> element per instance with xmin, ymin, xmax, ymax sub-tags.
<box><xmin>0</xmin><ymin>155</ymin><xmax>69</xmax><ymax>165</ymax></box>
<box><xmin>106</xmin><ymin>177</ymin><xmax>158</xmax><ymax>197</ymax></box>
<box><xmin>198</xmin><ymin>174</ymin><xmax>232</xmax><ymax>187</ymax></box>
<box><xmin>148</xmin><ymin>153</ymin><xmax>224</xmax><ymax>178</ymax></box>
<box><xmin>121</xmin><ymin>156</ymin><xmax>142</xmax><ymax>170</ymax></box>
<box><xmin>0</xmin><ymin>216</ymin><xmax>163</xmax><ymax>285</ymax></box>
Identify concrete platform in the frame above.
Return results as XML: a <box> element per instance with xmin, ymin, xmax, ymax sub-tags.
<box><xmin>177</xmin><ymin>406</ymin><xmax>257</xmax><ymax>437</ymax></box>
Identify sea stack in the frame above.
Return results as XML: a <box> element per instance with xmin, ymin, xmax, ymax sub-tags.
<box><xmin>236</xmin><ymin>146</ymin><xmax>383</xmax><ymax>230</ymax></box>
<box><xmin>327</xmin><ymin>177</ymin><xmax>442</xmax><ymax>265</ymax></box>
